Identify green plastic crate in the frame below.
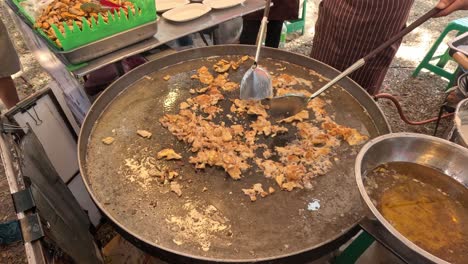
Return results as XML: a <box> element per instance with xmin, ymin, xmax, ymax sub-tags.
<box><xmin>12</xmin><ymin>0</ymin><xmax>157</xmax><ymax>51</ymax></box>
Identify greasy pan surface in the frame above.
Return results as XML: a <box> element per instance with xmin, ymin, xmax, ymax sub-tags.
<box><xmin>79</xmin><ymin>45</ymin><xmax>390</xmax><ymax>262</ymax></box>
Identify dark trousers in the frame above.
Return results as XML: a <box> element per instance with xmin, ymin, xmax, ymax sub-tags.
<box><xmin>239</xmin><ymin>20</ymin><xmax>284</xmax><ymax>48</ymax></box>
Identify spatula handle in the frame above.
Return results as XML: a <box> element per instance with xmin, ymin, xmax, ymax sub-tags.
<box><xmin>309</xmin><ymin>7</ymin><xmax>440</xmax><ymax>100</ymax></box>
<box><xmin>254</xmin><ymin>0</ymin><xmax>272</xmax><ymax>64</ymax></box>
<box><xmin>363</xmin><ymin>7</ymin><xmax>441</xmax><ymax>62</ymax></box>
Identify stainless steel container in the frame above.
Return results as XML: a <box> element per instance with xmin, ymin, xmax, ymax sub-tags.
<box><xmin>355</xmin><ymin>133</ymin><xmax>468</xmax><ymax>264</ymax></box>
<box><xmin>454</xmin><ymin>98</ymin><xmax>468</xmax><ymax>147</ymax></box>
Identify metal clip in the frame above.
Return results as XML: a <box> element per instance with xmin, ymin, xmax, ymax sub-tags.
<box><xmin>20</xmin><ymin>105</ymin><xmax>43</xmax><ymax>126</ymax></box>
<box><xmin>12</xmin><ymin>188</ymin><xmax>36</xmax><ymax>213</ymax></box>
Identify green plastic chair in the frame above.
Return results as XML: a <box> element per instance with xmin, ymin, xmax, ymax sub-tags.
<box><xmin>413</xmin><ymin>17</ymin><xmax>468</xmax><ymax>89</ymax></box>
<box><xmin>285</xmin><ymin>0</ymin><xmax>307</xmax><ymax>35</ymax></box>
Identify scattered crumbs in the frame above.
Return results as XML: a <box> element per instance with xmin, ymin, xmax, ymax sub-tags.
<box><xmin>137</xmin><ymin>130</ymin><xmax>152</xmax><ymax>139</ymax></box>
<box><xmin>189</xmin><ymin>89</ymin><xmax>196</xmax><ymax>94</ymax></box>
<box><xmin>268</xmin><ymin>187</ymin><xmax>275</xmax><ymax>194</ymax></box>
<box><xmin>102</xmin><ymin>137</ymin><xmax>115</xmax><ymax>145</ymax></box>
<box><xmin>144</xmin><ymin>75</ymin><xmax>153</xmax><ymax>81</ymax></box>
<box><xmin>170</xmin><ymin>181</ymin><xmax>182</xmax><ymax>197</ymax></box>
<box><xmin>163</xmin><ymin>75</ymin><xmax>171</xmax><ymax>81</ymax></box>
<box><xmin>166</xmin><ymin>202</ymin><xmax>231</xmax><ymax>252</ymax></box>
<box><xmin>202</xmin><ymin>187</ymin><xmax>208</xmax><ymax>192</ymax></box>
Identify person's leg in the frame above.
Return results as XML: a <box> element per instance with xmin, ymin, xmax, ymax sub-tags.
<box><xmin>265</xmin><ymin>20</ymin><xmax>283</xmax><ymax>48</ymax></box>
<box><xmin>0</xmin><ymin>19</ymin><xmax>20</xmax><ymax>109</ymax></box>
<box><xmin>239</xmin><ymin>20</ymin><xmax>261</xmax><ymax>45</ymax></box>
<box><xmin>0</xmin><ymin>77</ymin><xmax>20</xmax><ymax>109</ymax></box>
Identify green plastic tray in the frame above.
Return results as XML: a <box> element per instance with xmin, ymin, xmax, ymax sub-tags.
<box><xmin>12</xmin><ymin>0</ymin><xmax>157</xmax><ymax>51</ymax></box>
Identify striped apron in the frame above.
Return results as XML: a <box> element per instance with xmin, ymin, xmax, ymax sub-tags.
<box><xmin>310</xmin><ymin>0</ymin><xmax>414</xmax><ymax>95</ymax></box>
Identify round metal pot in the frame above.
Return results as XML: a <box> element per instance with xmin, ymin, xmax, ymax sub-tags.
<box><xmin>355</xmin><ymin>132</ymin><xmax>468</xmax><ymax>264</ymax></box>
<box><xmin>454</xmin><ymin>98</ymin><xmax>468</xmax><ymax>147</ymax></box>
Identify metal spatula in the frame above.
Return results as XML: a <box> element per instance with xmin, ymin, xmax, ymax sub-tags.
<box><xmin>266</xmin><ymin>7</ymin><xmax>441</xmax><ymax>119</ymax></box>
<box><xmin>240</xmin><ymin>0</ymin><xmax>273</xmax><ymax>100</ymax></box>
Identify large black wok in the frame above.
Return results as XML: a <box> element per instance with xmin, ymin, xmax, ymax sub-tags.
<box><xmin>78</xmin><ymin>45</ymin><xmax>391</xmax><ymax>263</ymax></box>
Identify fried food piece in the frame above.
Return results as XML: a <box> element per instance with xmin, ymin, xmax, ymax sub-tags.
<box><xmin>242</xmin><ymin>183</ymin><xmax>268</xmax><ymax>201</ymax></box>
<box><xmin>278</xmin><ymin>110</ymin><xmax>309</xmax><ymax>123</ymax></box>
<box><xmin>242</xmin><ymin>188</ymin><xmax>257</xmax><ymax>201</ymax></box>
<box><xmin>263</xmin><ymin>149</ymin><xmax>272</xmax><ymax>159</ymax></box>
<box><xmin>230</xmin><ymin>99</ymin><xmax>268</xmax><ymax>117</ymax></box>
<box><xmin>212</xmin><ymin>74</ymin><xmax>227</xmax><ymax>87</ymax></box>
<box><xmin>268</xmin><ymin>187</ymin><xmax>275</xmax><ymax>194</ymax></box>
<box><xmin>222</xmin><ymin>82</ymin><xmax>239</xmax><ymax>92</ymax></box>
<box><xmin>137</xmin><ymin>130</ymin><xmax>152</xmax><ymax>139</ymax></box>
<box><xmin>170</xmin><ymin>181</ymin><xmax>182</xmax><ymax>197</ymax></box>
<box><xmin>196</xmin><ymin>66</ymin><xmax>214</xmax><ymax>84</ymax></box>
<box><xmin>213</xmin><ymin>59</ymin><xmax>231</xmax><ymax>73</ymax></box>
<box><xmin>250</xmin><ymin>116</ymin><xmax>287</xmax><ymax>137</ymax></box>
<box><xmin>282</xmin><ymin>181</ymin><xmax>301</xmax><ymax>192</ymax></box>
<box><xmin>102</xmin><ymin>137</ymin><xmax>115</xmax><ymax>145</ymax></box>
<box><xmin>272</xmin><ymin>73</ymin><xmax>298</xmax><ymax>88</ymax></box>
<box><xmin>157</xmin><ymin>149</ymin><xmax>182</xmax><ymax>160</ymax></box>
<box><xmin>230</xmin><ymin>125</ymin><xmax>244</xmax><ymax>136</ymax></box>
<box><xmin>256</xmin><ymin>159</ymin><xmax>282</xmax><ymax>179</ymax></box>
<box><xmin>241</xmin><ymin>55</ymin><xmax>249</xmax><ymax>62</ymax></box>
<box><xmin>180</xmin><ymin>102</ymin><xmax>190</xmax><ymax>110</ymax></box>
<box><xmin>322</xmin><ymin>119</ymin><xmax>369</xmax><ymax>146</ymax></box>
<box><xmin>307</xmin><ymin>98</ymin><xmax>328</xmax><ymax>120</ymax></box>
<box><xmin>163</xmin><ymin>75</ymin><xmax>171</xmax><ymax>81</ymax></box>
<box><xmin>230</xmin><ymin>60</ymin><xmax>239</xmax><ymax>70</ymax></box>
<box><xmin>168</xmin><ymin>171</ymin><xmax>179</xmax><ymax>180</ymax></box>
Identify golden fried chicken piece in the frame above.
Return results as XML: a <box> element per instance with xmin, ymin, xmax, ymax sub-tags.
<box><xmin>242</xmin><ymin>188</ymin><xmax>257</xmax><ymax>201</ymax></box>
<box><xmin>322</xmin><ymin>119</ymin><xmax>368</xmax><ymax>146</ymax></box>
<box><xmin>272</xmin><ymin>73</ymin><xmax>298</xmax><ymax>88</ymax></box>
<box><xmin>307</xmin><ymin>98</ymin><xmax>328</xmax><ymax>120</ymax></box>
<box><xmin>230</xmin><ymin>125</ymin><xmax>244</xmax><ymax>136</ymax></box>
<box><xmin>170</xmin><ymin>181</ymin><xmax>182</xmax><ymax>197</ymax></box>
<box><xmin>194</xmin><ymin>66</ymin><xmax>214</xmax><ymax>84</ymax></box>
<box><xmin>222</xmin><ymin>82</ymin><xmax>239</xmax><ymax>92</ymax></box>
<box><xmin>242</xmin><ymin>183</ymin><xmax>268</xmax><ymax>201</ymax></box>
<box><xmin>230</xmin><ymin>60</ymin><xmax>239</xmax><ymax>70</ymax></box>
<box><xmin>250</xmin><ymin>116</ymin><xmax>288</xmax><ymax>137</ymax></box>
<box><xmin>278</xmin><ymin>110</ymin><xmax>309</xmax><ymax>123</ymax></box>
<box><xmin>157</xmin><ymin>149</ymin><xmax>182</xmax><ymax>160</ymax></box>
<box><xmin>213</xmin><ymin>59</ymin><xmax>231</xmax><ymax>73</ymax></box>
<box><xmin>137</xmin><ymin>130</ymin><xmax>152</xmax><ymax>139</ymax></box>
<box><xmin>102</xmin><ymin>137</ymin><xmax>115</xmax><ymax>145</ymax></box>
<box><xmin>255</xmin><ymin>159</ymin><xmax>282</xmax><ymax>178</ymax></box>
<box><xmin>231</xmin><ymin>99</ymin><xmax>268</xmax><ymax>117</ymax></box>
<box><xmin>212</xmin><ymin>74</ymin><xmax>228</xmax><ymax>87</ymax></box>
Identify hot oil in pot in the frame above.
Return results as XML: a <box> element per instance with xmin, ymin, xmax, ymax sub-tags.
<box><xmin>365</xmin><ymin>162</ymin><xmax>468</xmax><ymax>264</ymax></box>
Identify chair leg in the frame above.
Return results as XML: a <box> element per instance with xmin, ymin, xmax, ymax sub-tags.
<box><xmin>436</xmin><ymin>47</ymin><xmax>453</xmax><ymax>68</ymax></box>
<box><xmin>413</xmin><ymin>26</ymin><xmax>453</xmax><ymax>77</ymax></box>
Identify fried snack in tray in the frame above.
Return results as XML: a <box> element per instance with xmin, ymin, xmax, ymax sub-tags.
<box><xmin>34</xmin><ymin>0</ymin><xmax>136</xmax><ymax>47</ymax></box>
<box><xmin>160</xmin><ymin>58</ymin><xmax>369</xmax><ymax>200</ymax></box>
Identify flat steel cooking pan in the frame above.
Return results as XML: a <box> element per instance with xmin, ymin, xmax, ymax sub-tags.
<box><xmin>78</xmin><ymin>45</ymin><xmax>391</xmax><ymax>263</ymax></box>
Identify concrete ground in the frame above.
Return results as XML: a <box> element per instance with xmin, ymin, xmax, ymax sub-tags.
<box><xmin>0</xmin><ymin>0</ymin><xmax>467</xmax><ymax>263</ymax></box>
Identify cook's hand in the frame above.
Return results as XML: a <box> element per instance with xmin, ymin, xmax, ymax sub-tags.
<box><xmin>435</xmin><ymin>0</ymin><xmax>468</xmax><ymax>17</ymax></box>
